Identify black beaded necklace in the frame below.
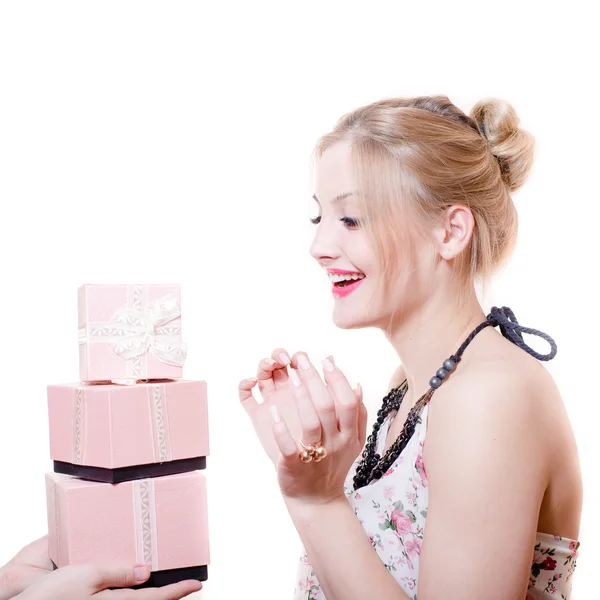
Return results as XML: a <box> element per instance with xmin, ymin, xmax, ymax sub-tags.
<box><xmin>352</xmin><ymin>306</ymin><xmax>558</xmax><ymax>492</ymax></box>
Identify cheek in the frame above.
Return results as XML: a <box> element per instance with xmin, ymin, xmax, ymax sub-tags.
<box><xmin>353</xmin><ymin>236</ymin><xmax>379</xmax><ymax>274</ymax></box>
<box><xmin>371</xmin><ymin>244</ymin><xmax>426</xmax><ymax>304</ymax></box>
<box><xmin>399</xmin><ymin>234</ymin><xmax>436</xmax><ymax>277</ymax></box>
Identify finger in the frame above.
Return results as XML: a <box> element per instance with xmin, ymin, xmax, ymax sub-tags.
<box><xmin>155</xmin><ymin>579</ymin><xmax>202</xmax><ymax>599</ymax></box>
<box><xmin>0</xmin><ymin>565</ymin><xmax>44</xmax><ymax>600</ymax></box>
<box><xmin>11</xmin><ymin>535</ymin><xmax>47</xmax><ymax>559</ymax></box>
<box><xmin>238</xmin><ymin>377</ymin><xmax>259</xmax><ymax>415</ymax></box>
<box><xmin>0</xmin><ymin>564</ymin><xmax>51</xmax><ymax>600</ymax></box>
<box><xmin>90</xmin><ymin>564</ymin><xmax>151</xmax><ymax>591</ymax></box>
<box><xmin>144</xmin><ymin>580</ymin><xmax>203</xmax><ymax>599</ymax></box>
<box><xmin>271</xmin><ymin>348</ymin><xmax>292</xmax><ymax>386</ymax></box>
<box><xmin>9</xmin><ymin>535</ymin><xmax>53</xmax><ymax>571</ymax></box>
<box><xmin>356</xmin><ymin>385</ymin><xmax>369</xmax><ymax>447</ymax></box>
<box><xmin>291</xmin><ymin>352</ymin><xmax>338</xmax><ymax>441</ymax></box>
<box><xmin>288</xmin><ymin>365</ymin><xmax>324</xmax><ymax>447</ymax></box>
<box><xmin>98</xmin><ymin>578</ymin><xmax>202</xmax><ymax>599</ymax></box>
<box><xmin>320</xmin><ymin>357</ymin><xmax>360</xmax><ymax>436</ymax></box>
<box><xmin>269</xmin><ymin>405</ymin><xmax>302</xmax><ymax>459</ymax></box>
<box><xmin>256</xmin><ymin>356</ymin><xmax>285</xmax><ymax>393</ymax></box>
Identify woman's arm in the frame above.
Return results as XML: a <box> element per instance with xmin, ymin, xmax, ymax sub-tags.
<box><xmin>285</xmin><ymin>496</ymin><xmax>410</xmax><ymax>600</ymax></box>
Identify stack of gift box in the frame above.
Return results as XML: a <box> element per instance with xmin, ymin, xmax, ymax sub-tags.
<box><xmin>45</xmin><ymin>284</ymin><xmax>210</xmax><ymax>588</ymax></box>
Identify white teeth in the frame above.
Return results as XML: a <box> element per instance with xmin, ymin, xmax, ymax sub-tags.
<box><xmin>328</xmin><ymin>273</ymin><xmax>366</xmax><ymax>283</ymax></box>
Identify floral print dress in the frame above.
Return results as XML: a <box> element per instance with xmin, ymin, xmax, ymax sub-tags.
<box><xmin>293</xmin><ymin>403</ymin><xmax>580</xmax><ymax>599</ymax></box>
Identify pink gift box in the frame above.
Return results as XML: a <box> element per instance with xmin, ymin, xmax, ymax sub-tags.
<box><xmin>78</xmin><ymin>284</ymin><xmax>186</xmax><ymax>383</ymax></box>
<box><xmin>48</xmin><ymin>380</ymin><xmax>209</xmax><ymax>477</ymax></box>
<box><xmin>46</xmin><ymin>471</ymin><xmax>210</xmax><ymax>573</ymax></box>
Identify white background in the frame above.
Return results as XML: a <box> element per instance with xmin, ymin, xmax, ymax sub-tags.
<box><xmin>0</xmin><ymin>1</ymin><xmax>597</xmax><ymax>598</ymax></box>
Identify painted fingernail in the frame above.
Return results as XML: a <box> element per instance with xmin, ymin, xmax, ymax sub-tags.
<box><xmin>322</xmin><ymin>357</ymin><xmax>335</xmax><ymax>372</ymax></box>
<box><xmin>134</xmin><ymin>565</ymin><xmax>149</xmax><ymax>581</ymax></box>
<box><xmin>279</xmin><ymin>352</ymin><xmax>291</xmax><ymax>365</ymax></box>
<box><xmin>297</xmin><ymin>354</ymin><xmax>310</xmax><ymax>370</ymax></box>
<box><xmin>265</xmin><ymin>358</ymin><xmax>277</xmax><ymax>366</ymax></box>
<box><xmin>289</xmin><ymin>368</ymin><xmax>302</xmax><ymax>387</ymax></box>
<box><xmin>269</xmin><ymin>404</ymin><xmax>281</xmax><ymax>424</ymax></box>
<box><xmin>355</xmin><ymin>383</ymin><xmax>363</xmax><ymax>401</ymax></box>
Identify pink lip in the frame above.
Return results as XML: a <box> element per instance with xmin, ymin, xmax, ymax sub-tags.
<box><xmin>332</xmin><ymin>277</ymin><xmax>365</xmax><ymax>298</ymax></box>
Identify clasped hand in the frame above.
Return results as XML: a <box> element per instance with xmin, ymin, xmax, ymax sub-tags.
<box><xmin>239</xmin><ymin>349</ymin><xmax>368</xmax><ymax>505</ymax></box>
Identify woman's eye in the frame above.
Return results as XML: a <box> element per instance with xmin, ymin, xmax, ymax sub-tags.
<box><xmin>309</xmin><ymin>215</ymin><xmax>361</xmax><ymax>229</ymax></box>
<box><xmin>340</xmin><ymin>217</ymin><xmax>361</xmax><ymax>229</ymax></box>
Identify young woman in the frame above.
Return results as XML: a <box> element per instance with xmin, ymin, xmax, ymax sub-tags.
<box><xmin>239</xmin><ymin>95</ymin><xmax>583</xmax><ymax>599</ymax></box>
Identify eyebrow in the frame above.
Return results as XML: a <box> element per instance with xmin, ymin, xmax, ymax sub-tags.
<box><xmin>312</xmin><ymin>192</ymin><xmax>354</xmax><ymax>205</ymax></box>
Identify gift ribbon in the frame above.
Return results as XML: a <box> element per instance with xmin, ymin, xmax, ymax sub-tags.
<box><xmin>73</xmin><ymin>387</ymin><xmax>85</xmax><ymax>464</ymax></box>
<box><xmin>47</xmin><ymin>475</ymin><xmax>59</xmax><ymax>564</ymax></box>
<box><xmin>133</xmin><ymin>479</ymin><xmax>159</xmax><ymax>570</ymax></box>
<box><xmin>48</xmin><ymin>474</ymin><xmax>70</xmax><ymax>567</ymax></box>
<box><xmin>148</xmin><ymin>383</ymin><xmax>172</xmax><ymax>463</ymax></box>
<box><xmin>79</xmin><ymin>292</ymin><xmax>187</xmax><ymax>376</ymax></box>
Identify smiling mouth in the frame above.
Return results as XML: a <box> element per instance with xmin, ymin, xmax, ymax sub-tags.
<box><xmin>329</xmin><ymin>273</ymin><xmax>365</xmax><ymax>285</ymax></box>
<box><xmin>334</xmin><ymin>279</ymin><xmax>361</xmax><ymax>288</ymax></box>
<box><xmin>331</xmin><ymin>276</ymin><xmax>365</xmax><ymax>298</ymax></box>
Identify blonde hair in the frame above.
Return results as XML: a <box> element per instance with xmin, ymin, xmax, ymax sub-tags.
<box><xmin>310</xmin><ymin>95</ymin><xmax>535</xmax><ymax>306</ymax></box>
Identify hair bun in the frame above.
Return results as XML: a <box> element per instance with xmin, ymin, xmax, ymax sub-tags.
<box><xmin>470</xmin><ymin>98</ymin><xmax>535</xmax><ymax>193</ymax></box>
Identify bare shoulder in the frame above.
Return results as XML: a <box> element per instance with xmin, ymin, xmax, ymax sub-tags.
<box><xmin>421</xmin><ymin>329</ymin><xmax>582</xmax><ymax>541</ymax></box>
<box><xmin>424</xmin><ymin>331</ymin><xmax>570</xmax><ymax>483</ymax></box>
<box><xmin>434</xmin><ymin>330</ymin><xmax>564</xmax><ymax>420</ymax></box>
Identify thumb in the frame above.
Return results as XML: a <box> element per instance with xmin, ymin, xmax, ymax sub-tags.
<box><xmin>89</xmin><ymin>564</ymin><xmax>151</xmax><ymax>590</ymax></box>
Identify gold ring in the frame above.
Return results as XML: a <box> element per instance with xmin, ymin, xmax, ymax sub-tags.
<box><xmin>299</xmin><ymin>439</ymin><xmax>328</xmax><ymax>463</ymax></box>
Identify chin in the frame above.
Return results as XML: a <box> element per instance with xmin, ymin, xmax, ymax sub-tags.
<box><xmin>331</xmin><ymin>308</ymin><xmax>373</xmax><ymax>330</ymax></box>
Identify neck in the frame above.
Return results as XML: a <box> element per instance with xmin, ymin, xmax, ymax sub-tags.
<box><xmin>383</xmin><ymin>285</ymin><xmax>487</xmax><ymax>407</ymax></box>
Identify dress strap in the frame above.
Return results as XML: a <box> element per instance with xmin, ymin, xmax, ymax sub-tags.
<box><xmin>487</xmin><ymin>306</ymin><xmax>557</xmax><ymax>361</ymax></box>
<box><xmin>449</xmin><ymin>306</ymin><xmax>557</xmax><ymax>365</ymax></box>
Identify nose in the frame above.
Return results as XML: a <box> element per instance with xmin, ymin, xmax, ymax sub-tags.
<box><xmin>309</xmin><ymin>218</ymin><xmax>340</xmax><ymax>264</ymax></box>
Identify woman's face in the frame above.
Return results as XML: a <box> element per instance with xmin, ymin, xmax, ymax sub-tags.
<box><xmin>309</xmin><ymin>142</ymin><xmax>420</xmax><ymax>330</ymax></box>
<box><xmin>310</xmin><ymin>141</ymin><xmax>437</xmax><ymax>330</ymax></box>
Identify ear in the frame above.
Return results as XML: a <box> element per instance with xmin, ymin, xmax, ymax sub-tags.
<box><xmin>431</xmin><ymin>205</ymin><xmax>475</xmax><ymax>261</ymax></box>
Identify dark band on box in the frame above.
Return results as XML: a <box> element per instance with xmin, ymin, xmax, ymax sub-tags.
<box><xmin>52</xmin><ymin>562</ymin><xmax>208</xmax><ymax>588</ymax></box>
<box><xmin>130</xmin><ymin>565</ymin><xmax>208</xmax><ymax>589</ymax></box>
<box><xmin>53</xmin><ymin>456</ymin><xmax>206</xmax><ymax>483</ymax></box>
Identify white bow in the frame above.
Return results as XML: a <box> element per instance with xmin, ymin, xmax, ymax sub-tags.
<box><xmin>83</xmin><ymin>294</ymin><xmax>187</xmax><ymax>367</ymax></box>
